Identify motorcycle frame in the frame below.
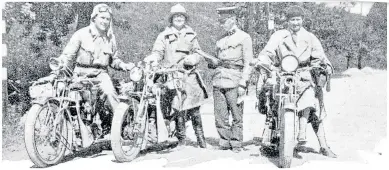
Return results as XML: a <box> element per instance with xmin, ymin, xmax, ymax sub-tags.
<box><xmin>30</xmin><ymin>67</ymin><xmax>103</xmax><ymax>152</ymax></box>
<box><xmin>265</xmin><ymin>71</ymin><xmax>300</xmax><ymax>149</ymax></box>
<box><xmin>119</xmin><ymin>65</ymin><xmax>184</xmax><ymax>144</ymax></box>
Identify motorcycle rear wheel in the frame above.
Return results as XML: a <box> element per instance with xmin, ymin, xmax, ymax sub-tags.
<box><xmin>111</xmin><ymin>100</ymin><xmax>148</xmax><ymax>162</ymax></box>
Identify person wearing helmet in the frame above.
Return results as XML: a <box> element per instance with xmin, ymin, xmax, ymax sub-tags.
<box><xmin>252</xmin><ymin>5</ymin><xmax>336</xmax><ymax>158</ymax></box>
<box><xmin>207</xmin><ymin>6</ymin><xmax>253</xmax><ymax>153</ymax></box>
<box><xmin>143</xmin><ymin>4</ymin><xmax>208</xmax><ymax>149</ymax></box>
<box><xmin>40</xmin><ymin>4</ymin><xmax>135</xmax><ymax>138</ymax></box>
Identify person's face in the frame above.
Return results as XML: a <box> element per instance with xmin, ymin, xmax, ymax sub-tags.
<box><xmin>219</xmin><ymin>16</ymin><xmax>235</xmax><ymax>32</ymax></box>
<box><xmin>288</xmin><ymin>16</ymin><xmax>303</xmax><ymax>32</ymax></box>
<box><xmin>94</xmin><ymin>12</ymin><xmax>111</xmax><ymax>32</ymax></box>
<box><xmin>172</xmin><ymin>14</ymin><xmax>186</xmax><ymax>29</ymax></box>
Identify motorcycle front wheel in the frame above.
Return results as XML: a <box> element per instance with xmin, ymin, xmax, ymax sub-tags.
<box><xmin>24</xmin><ymin>102</ymin><xmax>70</xmax><ymax>167</ymax></box>
<box><xmin>278</xmin><ymin>110</ymin><xmax>296</xmax><ymax>168</ymax></box>
<box><xmin>111</xmin><ymin>99</ymin><xmax>148</xmax><ymax>162</ymax></box>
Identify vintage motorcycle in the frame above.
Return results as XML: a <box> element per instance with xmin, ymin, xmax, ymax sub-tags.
<box><xmin>252</xmin><ymin>55</ymin><xmax>330</xmax><ymax>168</ymax></box>
<box><xmin>24</xmin><ymin>58</ymin><xmax>116</xmax><ymax>167</ymax></box>
<box><xmin>110</xmin><ymin>62</ymin><xmax>189</xmax><ymax>162</ymax></box>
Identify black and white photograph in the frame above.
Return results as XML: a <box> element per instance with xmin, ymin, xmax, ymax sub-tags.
<box><xmin>1</xmin><ymin>1</ymin><xmax>387</xmax><ymax>169</ymax></box>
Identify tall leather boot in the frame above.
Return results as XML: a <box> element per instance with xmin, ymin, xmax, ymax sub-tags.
<box><xmin>175</xmin><ymin>111</ymin><xmax>187</xmax><ymax>145</ymax></box>
<box><xmin>190</xmin><ymin>107</ymin><xmax>207</xmax><ymax>148</ymax></box>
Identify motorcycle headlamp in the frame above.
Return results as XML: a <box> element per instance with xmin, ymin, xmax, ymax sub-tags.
<box><xmin>281</xmin><ymin>55</ymin><xmax>299</xmax><ymax>72</ymax></box>
<box><xmin>129</xmin><ymin>67</ymin><xmax>144</xmax><ymax>82</ymax></box>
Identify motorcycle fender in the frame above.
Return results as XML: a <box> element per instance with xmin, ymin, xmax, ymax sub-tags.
<box><xmin>30</xmin><ymin>97</ymin><xmax>57</xmax><ymax>106</ymax></box>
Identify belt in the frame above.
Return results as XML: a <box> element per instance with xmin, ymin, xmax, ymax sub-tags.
<box><xmin>219</xmin><ymin>62</ymin><xmax>244</xmax><ymax>71</ymax></box>
<box><xmin>76</xmin><ymin>63</ymin><xmax>107</xmax><ymax>70</ymax></box>
<box><xmin>176</xmin><ymin>50</ymin><xmax>190</xmax><ymax>55</ymax></box>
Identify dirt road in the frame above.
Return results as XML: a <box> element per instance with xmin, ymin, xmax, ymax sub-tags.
<box><xmin>1</xmin><ymin>69</ymin><xmax>387</xmax><ymax>169</ymax></box>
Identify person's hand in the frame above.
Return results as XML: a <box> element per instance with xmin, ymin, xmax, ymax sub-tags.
<box><xmin>37</xmin><ymin>74</ymin><xmax>56</xmax><ymax>84</ymax></box>
<box><xmin>238</xmin><ymin>86</ymin><xmax>246</xmax><ymax>97</ymax></box>
<box><xmin>326</xmin><ymin>65</ymin><xmax>333</xmax><ymax>75</ymax></box>
<box><xmin>250</xmin><ymin>58</ymin><xmax>260</xmax><ymax>66</ymax></box>
<box><xmin>122</xmin><ymin>62</ymin><xmax>135</xmax><ymax>71</ymax></box>
<box><xmin>183</xmin><ymin>54</ymin><xmax>200</xmax><ymax>66</ymax></box>
<box><xmin>238</xmin><ymin>80</ymin><xmax>247</xmax><ymax>97</ymax></box>
<box><xmin>144</xmin><ymin>55</ymin><xmax>158</xmax><ymax>63</ymax></box>
<box><xmin>144</xmin><ymin>55</ymin><xmax>159</xmax><ymax>67</ymax></box>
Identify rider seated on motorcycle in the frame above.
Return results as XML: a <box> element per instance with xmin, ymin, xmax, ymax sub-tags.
<box><xmin>38</xmin><ymin>4</ymin><xmax>135</xmax><ymax>138</ymax></box>
<box><xmin>252</xmin><ymin>5</ymin><xmax>337</xmax><ymax>158</ymax></box>
<box><xmin>143</xmin><ymin>4</ymin><xmax>208</xmax><ymax>149</ymax></box>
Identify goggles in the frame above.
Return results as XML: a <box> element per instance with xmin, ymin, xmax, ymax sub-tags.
<box><xmin>98</xmin><ymin>5</ymin><xmax>112</xmax><ymax>14</ymax></box>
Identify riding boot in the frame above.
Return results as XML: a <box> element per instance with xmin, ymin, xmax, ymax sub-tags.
<box><xmin>175</xmin><ymin>111</ymin><xmax>187</xmax><ymax>144</ymax></box>
<box><xmin>297</xmin><ymin>108</ymin><xmax>310</xmax><ymax>144</ymax></box>
<box><xmin>190</xmin><ymin>107</ymin><xmax>207</xmax><ymax>148</ymax></box>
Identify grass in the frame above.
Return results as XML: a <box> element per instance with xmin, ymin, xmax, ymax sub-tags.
<box><xmin>2</xmin><ymin>104</ymin><xmax>27</xmax><ymax>160</ymax></box>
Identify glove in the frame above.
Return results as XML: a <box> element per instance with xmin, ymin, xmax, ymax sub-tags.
<box><xmin>37</xmin><ymin>74</ymin><xmax>56</xmax><ymax>84</ymax></box>
<box><xmin>326</xmin><ymin>65</ymin><xmax>333</xmax><ymax>75</ymax></box>
<box><xmin>183</xmin><ymin>54</ymin><xmax>200</xmax><ymax>66</ymax></box>
<box><xmin>122</xmin><ymin>62</ymin><xmax>135</xmax><ymax>71</ymax></box>
<box><xmin>238</xmin><ymin>80</ymin><xmax>247</xmax><ymax>97</ymax></box>
<box><xmin>237</xmin><ymin>81</ymin><xmax>247</xmax><ymax>104</ymax></box>
<box><xmin>250</xmin><ymin>58</ymin><xmax>260</xmax><ymax>66</ymax></box>
<box><xmin>144</xmin><ymin>55</ymin><xmax>159</xmax><ymax>63</ymax></box>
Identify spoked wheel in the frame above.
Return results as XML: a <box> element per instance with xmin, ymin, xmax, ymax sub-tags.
<box><xmin>24</xmin><ymin>102</ymin><xmax>70</xmax><ymax>167</ymax></box>
<box><xmin>278</xmin><ymin>109</ymin><xmax>296</xmax><ymax>168</ymax></box>
<box><xmin>111</xmin><ymin>99</ymin><xmax>149</xmax><ymax>162</ymax></box>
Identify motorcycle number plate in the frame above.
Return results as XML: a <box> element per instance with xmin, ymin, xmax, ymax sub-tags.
<box><xmin>29</xmin><ymin>83</ymin><xmax>54</xmax><ymax>99</ymax></box>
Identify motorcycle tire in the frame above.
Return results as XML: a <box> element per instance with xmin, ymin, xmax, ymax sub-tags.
<box><xmin>278</xmin><ymin>110</ymin><xmax>296</xmax><ymax>168</ymax></box>
<box><xmin>111</xmin><ymin>100</ymin><xmax>148</xmax><ymax>162</ymax></box>
<box><xmin>24</xmin><ymin>103</ymin><xmax>70</xmax><ymax>167</ymax></box>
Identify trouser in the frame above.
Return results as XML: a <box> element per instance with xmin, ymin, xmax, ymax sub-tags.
<box><xmin>213</xmin><ymin>87</ymin><xmax>243</xmax><ymax>148</ymax></box>
<box><xmin>74</xmin><ymin>67</ymin><xmax>119</xmax><ymax>131</ymax></box>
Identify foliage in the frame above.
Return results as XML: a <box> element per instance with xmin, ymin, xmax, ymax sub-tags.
<box><xmin>2</xmin><ymin>2</ymin><xmax>387</xmax><ymax>114</ymax></box>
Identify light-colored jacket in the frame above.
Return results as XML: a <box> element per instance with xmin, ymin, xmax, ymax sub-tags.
<box><xmin>149</xmin><ymin>25</ymin><xmax>208</xmax><ymax>111</ymax></box>
<box><xmin>148</xmin><ymin>25</ymin><xmax>202</xmax><ymax>68</ymax></box>
<box><xmin>58</xmin><ymin>24</ymin><xmax>126</xmax><ymax>71</ymax></box>
<box><xmin>257</xmin><ymin>27</ymin><xmax>332</xmax><ymax>120</ymax></box>
<box><xmin>213</xmin><ymin>27</ymin><xmax>253</xmax><ymax>88</ymax></box>
<box><xmin>258</xmin><ymin>27</ymin><xmax>333</xmax><ymax>72</ymax></box>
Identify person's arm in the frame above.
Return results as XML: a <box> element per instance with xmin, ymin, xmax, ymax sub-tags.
<box><xmin>184</xmin><ymin>36</ymin><xmax>202</xmax><ymax>66</ymax></box>
<box><xmin>144</xmin><ymin>33</ymin><xmax>166</xmax><ymax>63</ymax></box>
<box><xmin>239</xmin><ymin>35</ymin><xmax>254</xmax><ymax>88</ymax></box>
<box><xmin>310</xmin><ymin>33</ymin><xmax>333</xmax><ymax>74</ymax></box>
<box><xmin>256</xmin><ymin>32</ymin><xmax>281</xmax><ymax>67</ymax></box>
<box><xmin>110</xmin><ymin>35</ymin><xmax>134</xmax><ymax>71</ymax></box>
<box><xmin>57</xmin><ymin>30</ymin><xmax>82</xmax><ymax>70</ymax></box>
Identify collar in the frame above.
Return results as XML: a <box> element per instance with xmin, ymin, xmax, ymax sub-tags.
<box><xmin>287</xmin><ymin>27</ymin><xmax>308</xmax><ymax>36</ymax></box>
<box><xmin>165</xmin><ymin>25</ymin><xmax>194</xmax><ymax>36</ymax></box>
<box><xmin>226</xmin><ymin>25</ymin><xmax>238</xmax><ymax>36</ymax></box>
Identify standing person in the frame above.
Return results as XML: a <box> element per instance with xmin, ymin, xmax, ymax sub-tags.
<box><xmin>143</xmin><ymin>4</ymin><xmax>208</xmax><ymax>149</ymax></box>
<box><xmin>207</xmin><ymin>6</ymin><xmax>253</xmax><ymax>153</ymax></box>
<box><xmin>253</xmin><ymin>5</ymin><xmax>336</xmax><ymax>158</ymax></box>
<box><xmin>38</xmin><ymin>3</ymin><xmax>135</xmax><ymax>137</ymax></box>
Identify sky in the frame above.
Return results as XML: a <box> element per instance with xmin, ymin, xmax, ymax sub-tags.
<box><xmin>317</xmin><ymin>1</ymin><xmax>375</xmax><ymax>16</ymax></box>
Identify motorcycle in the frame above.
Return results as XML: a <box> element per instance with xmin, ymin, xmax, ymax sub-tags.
<box><xmin>251</xmin><ymin>55</ymin><xmax>331</xmax><ymax>168</ymax></box>
<box><xmin>111</xmin><ymin>62</ymin><xmax>189</xmax><ymax>162</ymax></box>
<box><xmin>24</xmin><ymin>58</ymin><xmax>114</xmax><ymax>167</ymax></box>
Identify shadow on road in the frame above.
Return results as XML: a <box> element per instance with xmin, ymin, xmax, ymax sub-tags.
<box><xmin>30</xmin><ymin>141</ymin><xmax>110</xmax><ymax>168</ymax></box>
<box><xmin>249</xmin><ymin>138</ymin><xmax>320</xmax><ymax>168</ymax></box>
